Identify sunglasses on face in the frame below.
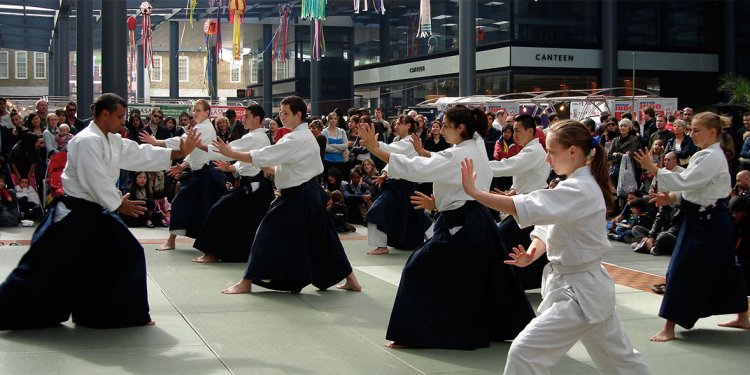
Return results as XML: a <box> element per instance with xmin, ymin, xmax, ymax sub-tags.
<box><xmin>152</xmin><ymin>115</ymin><xmax>163</xmax><ymax>119</ymax></box>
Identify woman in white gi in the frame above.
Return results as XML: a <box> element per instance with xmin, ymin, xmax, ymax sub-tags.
<box><xmin>461</xmin><ymin>120</ymin><xmax>650</xmax><ymax>374</ymax></box>
<box><xmin>191</xmin><ymin>103</ymin><xmax>274</xmax><ymax>263</ymax></box>
<box><xmin>0</xmin><ymin>93</ymin><xmax>199</xmax><ymax>330</ymax></box>
<box><xmin>365</xmin><ymin>115</ymin><xmax>431</xmax><ymax>255</ymax></box>
<box><xmin>635</xmin><ymin>112</ymin><xmax>749</xmax><ymax>342</ymax></box>
<box><xmin>360</xmin><ymin>105</ymin><xmax>534</xmax><ymax>350</ymax></box>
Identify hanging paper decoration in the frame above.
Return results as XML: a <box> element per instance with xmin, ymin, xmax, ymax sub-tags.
<box><xmin>274</xmin><ymin>4</ymin><xmax>292</xmax><ymax>62</ymax></box>
<box><xmin>140</xmin><ymin>2</ymin><xmax>155</xmax><ymax>69</ymax></box>
<box><xmin>187</xmin><ymin>0</ymin><xmax>198</xmax><ymax>27</ymax></box>
<box><xmin>127</xmin><ymin>16</ymin><xmax>137</xmax><ymax>83</ymax></box>
<box><xmin>354</xmin><ymin>0</ymin><xmax>385</xmax><ymax>15</ymax></box>
<box><xmin>208</xmin><ymin>0</ymin><xmax>224</xmax><ymax>59</ymax></box>
<box><xmin>301</xmin><ymin>0</ymin><xmax>326</xmax><ymax>61</ymax></box>
<box><xmin>417</xmin><ymin>0</ymin><xmax>431</xmax><ymax>38</ymax></box>
<box><xmin>204</xmin><ymin>19</ymin><xmax>218</xmax><ymax>97</ymax></box>
<box><xmin>229</xmin><ymin>0</ymin><xmax>245</xmax><ymax>61</ymax></box>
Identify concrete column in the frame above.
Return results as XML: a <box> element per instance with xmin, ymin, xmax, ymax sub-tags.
<box><xmin>169</xmin><ymin>21</ymin><xmax>180</xmax><ymax>99</ymax></box>
<box><xmin>76</xmin><ymin>0</ymin><xmax>94</xmax><ymax>118</ymax></box>
<box><xmin>209</xmin><ymin>38</ymin><xmax>218</xmax><ymax>100</ymax></box>
<box><xmin>101</xmin><ymin>0</ymin><xmax>128</xmax><ymax>99</ymax></box>
<box><xmin>263</xmin><ymin>24</ymin><xmax>273</xmax><ymax>115</ymax></box>
<box><xmin>137</xmin><ymin>44</ymin><xmax>144</xmax><ymax>101</ymax></box>
<box><xmin>458</xmin><ymin>0</ymin><xmax>476</xmax><ymax>96</ymax></box>
<box><xmin>310</xmin><ymin>21</ymin><xmax>322</xmax><ymax>116</ymax></box>
<box><xmin>379</xmin><ymin>14</ymin><xmax>390</xmax><ymax>64</ymax></box>
<box><xmin>601</xmin><ymin>0</ymin><xmax>618</xmax><ymax>89</ymax></box>
<box><xmin>49</xmin><ymin>32</ymin><xmax>57</xmax><ymax>96</ymax></box>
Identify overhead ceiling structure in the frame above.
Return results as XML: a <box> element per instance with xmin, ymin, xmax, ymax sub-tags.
<box><xmin>0</xmin><ymin>0</ymin><xmax>374</xmax><ymax>53</ymax></box>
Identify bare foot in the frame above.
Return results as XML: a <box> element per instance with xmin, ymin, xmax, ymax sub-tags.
<box><xmin>718</xmin><ymin>313</ymin><xmax>750</xmax><ymax>329</ymax></box>
<box><xmin>337</xmin><ymin>272</ymin><xmax>362</xmax><ymax>292</ymax></box>
<box><xmin>221</xmin><ymin>279</ymin><xmax>253</xmax><ymax>294</ymax></box>
<box><xmin>650</xmin><ymin>321</ymin><xmax>676</xmax><ymax>342</ymax></box>
<box><xmin>367</xmin><ymin>247</ymin><xmax>389</xmax><ymax>255</ymax></box>
<box><xmin>156</xmin><ymin>243</ymin><xmax>175</xmax><ymax>251</ymax></box>
<box><xmin>192</xmin><ymin>254</ymin><xmax>219</xmax><ymax>263</ymax></box>
<box><xmin>147</xmin><ymin>320</ymin><xmax>156</xmax><ymax>326</ymax></box>
<box><xmin>384</xmin><ymin>341</ymin><xmax>411</xmax><ymax>349</ymax></box>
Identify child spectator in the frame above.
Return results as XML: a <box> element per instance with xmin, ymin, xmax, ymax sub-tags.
<box><xmin>0</xmin><ymin>175</ymin><xmax>18</xmax><ymax>227</ymax></box>
<box><xmin>0</xmin><ymin>176</ymin><xmax>12</xmax><ymax>206</ymax></box>
<box><xmin>610</xmin><ymin>198</ymin><xmax>653</xmax><ymax>243</ymax></box>
<box><xmin>55</xmin><ymin>124</ymin><xmax>73</xmax><ymax>151</ymax></box>
<box><xmin>121</xmin><ymin>171</ymin><xmax>166</xmax><ymax>228</ymax></box>
<box><xmin>15</xmin><ymin>177</ymin><xmax>42</xmax><ymax>221</ymax></box>
<box><xmin>328</xmin><ymin>190</ymin><xmax>355</xmax><ymax>233</ymax></box>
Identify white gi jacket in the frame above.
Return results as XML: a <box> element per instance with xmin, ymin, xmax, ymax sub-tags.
<box><xmin>388</xmin><ymin>139</ymin><xmax>491</xmax><ymax>212</ymax></box>
<box><xmin>165</xmin><ymin>118</ymin><xmax>216</xmax><ymax>171</ymax></box>
<box><xmin>380</xmin><ymin>137</ymin><xmax>417</xmax><ymax>176</ymax></box>
<box><xmin>489</xmin><ymin>138</ymin><xmax>549</xmax><ymax>194</ymax></box>
<box><xmin>62</xmin><ymin>123</ymin><xmax>173</xmax><ymax>212</ymax></box>
<box><xmin>249</xmin><ymin>124</ymin><xmax>323</xmax><ymax>189</ymax></box>
<box><xmin>208</xmin><ymin>127</ymin><xmax>270</xmax><ymax>177</ymax></box>
<box><xmin>656</xmin><ymin>142</ymin><xmax>730</xmax><ymax>206</ymax></box>
<box><xmin>512</xmin><ymin>166</ymin><xmax>615</xmax><ymax>323</ymax></box>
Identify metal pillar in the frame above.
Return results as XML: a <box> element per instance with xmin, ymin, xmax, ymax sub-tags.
<box><xmin>58</xmin><ymin>12</ymin><xmax>70</xmax><ymax>97</ymax></box>
<box><xmin>49</xmin><ymin>32</ymin><xmax>57</xmax><ymax>96</ymax></box>
<box><xmin>169</xmin><ymin>21</ymin><xmax>180</xmax><ymax>99</ymax></box>
<box><xmin>76</xmin><ymin>0</ymin><xmax>94</xmax><ymax>118</ymax></box>
<box><xmin>101</xmin><ymin>0</ymin><xmax>127</xmax><ymax>100</ymax></box>
<box><xmin>263</xmin><ymin>24</ymin><xmax>273</xmax><ymax>115</ymax></box>
<box><xmin>601</xmin><ymin>0</ymin><xmax>617</xmax><ymax>88</ymax></box>
<box><xmin>723</xmin><ymin>0</ymin><xmax>735</xmax><ymax>74</ymax></box>
<box><xmin>209</xmin><ymin>38</ymin><xmax>218</xmax><ymax>100</ymax></box>
<box><xmin>458</xmin><ymin>0</ymin><xmax>476</xmax><ymax>96</ymax></box>
<box><xmin>137</xmin><ymin>44</ymin><xmax>144</xmax><ymax>101</ymax></box>
<box><xmin>310</xmin><ymin>22</ymin><xmax>322</xmax><ymax>116</ymax></box>
<box><xmin>379</xmin><ymin>14</ymin><xmax>390</xmax><ymax>64</ymax></box>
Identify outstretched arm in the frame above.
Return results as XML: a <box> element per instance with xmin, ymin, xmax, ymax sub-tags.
<box><xmin>212</xmin><ymin>137</ymin><xmax>252</xmax><ymax>164</ymax></box>
<box><xmin>460</xmin><ymin>157</ymin><xmax>518</xmax><ymax>216</ymax></box>
<box><xmin>503</xmin><ymin>238</ymin><xmax>547</xmax><ymax>268</ymax></box>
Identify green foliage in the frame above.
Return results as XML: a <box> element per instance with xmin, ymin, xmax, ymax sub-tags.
<box><xmin>718</xmin><ymin>74</ymin><xmax>750</xmax><ymax>109</ymax></box>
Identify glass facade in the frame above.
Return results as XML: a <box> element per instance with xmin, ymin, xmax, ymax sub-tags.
<box><xmin>618</xmin><ymin>1</ymin><xmax>720</xmax><ymax>50</ymax></box>
<box><xmin>512</xmin><ymin>0</ymin><xmax>599</xmax><ymax>45</ymax></box>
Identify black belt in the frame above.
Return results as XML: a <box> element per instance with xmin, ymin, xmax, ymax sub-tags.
<box><xmin>239</xmin><ymin>172</ymin><xmax>265</xmax><ymax>187</ymax></box>
<box><xmin>280</xmin><ymin>178</ymin><xmax>317</xmax><ymax>196</ymax></box>
<box><xmin>59</xmin><ymin>194</ymin><xmax>104</xmax><ymax>213</ymax></box>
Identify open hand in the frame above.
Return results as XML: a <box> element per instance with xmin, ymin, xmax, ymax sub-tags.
<box><xmin>167</xmin><ymin>164</ymin><xmax>184</xmax><ymax>178</ymax></box>
<box><xmin>117</xmin><ymin>193</ymin><xmax>146</xmax><ymax>217</ymax></box>
<box><xmin>410</xmin><ymin>191</ymin><xmax>436</xmax><ymax>211</ymax></box>
<box><xmin>139</xmin><ymin>131</ymin><xmax>157</xmax><ymax>145</ymax></box>
<box><xmin>180</xmin><ymin>128</ymin><xmax>201</xmax><ymax>155</ymax></box>
<box><xmin>211</xmin><ymin>137</ymin><xmax>233</xmax><ymax>157</ymax></box>
<box><xmin>648</xmin><ymin>192</ymin><xmax>673</xmax><ymax>207</ymax></box>
<box><xmin>213</xmin><ymin>160</ymin><xmax>233</xmax><ymax>172</ymax></box>
<box><xmin>633</xmin><ymin>148</ymin><xmax>657</xmax><ymax>174</ymax></box>
<box><xmin>503</xmin><ymin>244</ymin><xmax>537</xmax><ymax>268</ymax></box>
<box><xmin>358</xmin><ymin>123</ymin><xmax>378</xmax><ymax>149</ymax></box>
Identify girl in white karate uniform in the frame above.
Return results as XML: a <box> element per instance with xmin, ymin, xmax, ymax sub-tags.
<box><xmin>461</xmin><ymin>120</ymin><xmax>651</xmax><ymax>374</ymax></box>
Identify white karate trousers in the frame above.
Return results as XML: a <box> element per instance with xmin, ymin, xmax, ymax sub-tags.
<box><xmin>503</xmin><ymin>297</ymin><xmax>651</xmax><ymax>375</ymax></box>
<box><xmin>367</xmin><ymin>223</ymin><xmax>388</xmax><ymax>247</ymax></box>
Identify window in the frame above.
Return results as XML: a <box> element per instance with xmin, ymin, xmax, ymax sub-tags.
<box><xmin>0</xmin><ymin>51</ymin><xmax>8</xmax><ymax>79</ymax></box>
<box><xmin>33</xmin><ymin>52</ymin><xmax>47</xmax><ymax>79</ymax></box>
<box><xmin>178</xmin><ymin>56</ymin><xmax>189</xmax><ymax>82</ymax></box>
<box><xmin>151</xmin><ymin>55</ymin><xmax>162</xmax><ymax>82</ymax></box>
<box><xmin>15</xmin><ymin>51</ymin><xmax>27</xmax><ymax>79</ymax></box>
<box><xmin>248</xmin><ymin>57</ymin><xmax>260</xmax><ymax>83</ymax></box>
<box><xmin>230</xmin><ymin>60</ymin><xmax>241</xmax><ymax>83</ymax></box>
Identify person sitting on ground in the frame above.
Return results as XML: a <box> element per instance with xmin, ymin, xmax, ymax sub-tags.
<box><xmin>0</xmin><ymin>175</ymin><xmax>18</xmax><ymax>227</ymax></box>
<box><xmin>121</xmin><ymin>171</ymin><xmax>166</xmax><ymax>228</ymax></box>
<box><xmin>610</xmin><ymin>198</ymin><xmax>653</xmax><ymax>243</ymax></box>
<box><xmin>328</xmin><ymin>190</ymin><xmax>356</xmax><ymax>233</ymax></box>
<box><xmin>341</xmin><ymin>166</ymin><xmax>372</xmax><ymax>225</ymax></box>
<box><xmin>609</xmin><ymin>189</ymin><xmax>642</xmax><ymax>232</ymax></box>
<box><xmin>729</xmin><ymin>195</ymin><xmax>750</xmax><ymax>298</ymax></box>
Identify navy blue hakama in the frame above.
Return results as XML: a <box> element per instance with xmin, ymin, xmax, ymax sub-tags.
<box><xmin>193</xmin><ymin>173</ymin><xmax>274</xmax><ymax>262</ymax></box>
<box><xmin>386</xmin><ymin>201</ymin><xmax>535</xmax><ymax>349</ymax></box>
<box><xmin>497</xmin><ymin>216</ymin><xmax>549</xmax><ymax>290</ymax></box>
<box><xmin>0</xmin><ymin>196</ymin><xmax>151</xmax><ymax>330</ymax></box>
<box><xmin>243</xmin><ymin>179</ymin><xmax>353</xmax><ymax>292</ymax></box>
<box><xmin>365</xmin><ymin>179</ymin><xmax>431</xmax><ymax>250</ymax></box>
<box><xmin>169</xmin><ymin>164</ymin><xmax>227</xmax><ymax>238</ymax></box>
<box><xmin>659</xmin><ymin>199</ymin><xmax>748</xmax><ymax>329</ymax></box>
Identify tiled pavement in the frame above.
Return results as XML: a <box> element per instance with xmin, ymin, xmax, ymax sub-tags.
<box><xmin>0</xmin><ymin>224</ymin><xmax>747</xmax><ymax>374</ymax></box>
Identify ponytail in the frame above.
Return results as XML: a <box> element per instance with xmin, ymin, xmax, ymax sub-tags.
<box><xmin>549</xmin><ymin>120</ymin><xmax>614</xmax><ymax>213</ymax></box>
<box><xmin>470</xmin><ymin>107</ymin><xmax>489</xmax><ymax>138</ymax></box>
<box><xmin>444</xmin><ymin>105</ymin><xmax>488</xmax><ymax>140</ymax></box>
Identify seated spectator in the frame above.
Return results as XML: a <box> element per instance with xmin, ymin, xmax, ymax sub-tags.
<box><xmin>730</xmin><ymin>195</ymin><xmax>750</xmax><ymax>297</ymax></box>
<box><xmin>610</xmin><ymin>198</ymin><xmax>653</xmax><ymax>243</ymax></box>
<box><xmin>55</xmin><ymin>124</ymin><xmax>73</xmax><ymax>152</ymax></box>
<box><xmin>734</xmin><ymin>170</ymin><xmax>750</xmax><ymax>197</ymax></box>
<box><xmin>121</xmin><ymin>171</ymin><xmax>166</xmax><ymax>228</ymax></box>
<box><xmin>8</xmin><ymin>132</ymin><xmax>40</xmax><ymax>188</ymax></box>
<box><xmin>328</xmin><ymin>190</ymin><xmax>355</xmax><ymax>232</ymax></box>
<box><xmin>15</xmin><ymin>177</ymin><xmax>42</xmax><ymax>221</ymax></box>
<box><xmin>609</xmin><ymin>189</ymin><xmax>642</xmax><ymax>232</ymax></box>
<box><xmin>0</xmin><ymin>176</ymin><xmax>12</xmax><ymax>207</ymax></box>
<box><xmin>360</xmin><ymin>158</ymin><xmax>381</xmax><ymax>196</ymax></box>
<box><xmin>0</xmin><ymin>175</ymin><xmax>19</xmax><ymax>227</ymax></box>
<box><xmin>325</xmin><ymin>167</ymin><xmax>343</xmax><ymax>193</ymax></box>
<box><xmin>341</xmin><ymin>166</ymin><xmax>372</xmax><ymax>224</ymax></box>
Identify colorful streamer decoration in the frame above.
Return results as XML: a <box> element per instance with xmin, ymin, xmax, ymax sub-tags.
<box><xmin>354</xmin><ymin>0</ymin><xmax>385</xmax><ymax>14</ymax></box>
<box><xmin>209</xmin><ymin>0</ymin><xmax>224</xmax><ymax>60</ymax></box>
<box><xmin>274</xmin><ymin>4</ymin><xmax>292</xmax><ymax>62</ymax></box>
<box><xmin>229</xmin><ymin>0</ymin><xmax>245</xmax><ymax>61</ymax></box>
<box><xmin>140</xmin><ymin>2</ymin><xmax>155</xmax><ymax>69</ymax></box>
<box><xmin>187</xmin><ymin>0</ymin><xmax>198</xmax><ymax>27</ymax></box>
<box><xmin>301</xmin><ymin>0</ymin><xmax>326</xmax><ymax>61</ymax></box>
<box><xmin>204</xmin><ymin>19</ymin><xmax>218</xmax><ymax>97</ymax></box>
<box><xmin>417</xmin><ymin>0</ymin><xmax>431</xmax><ymax>38</ymax></box>
<box><xmin>127</xmin><ymin>16</ymin><xmax>137</xmax><ymax>82</ymax></box>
